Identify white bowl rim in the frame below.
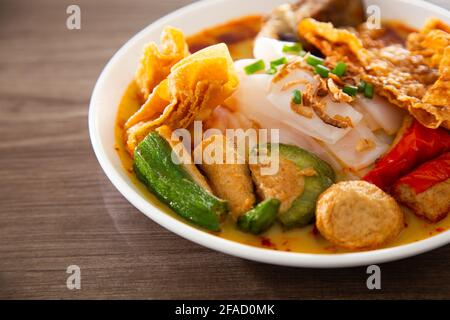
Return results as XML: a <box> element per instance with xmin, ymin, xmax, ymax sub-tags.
<box><xmin>89</xmin><ymin>0</ymin><xmax>450</xmax><ymax>268</ymax></box>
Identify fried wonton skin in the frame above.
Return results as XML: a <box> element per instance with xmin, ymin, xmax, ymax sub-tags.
<box><xmin>135</xmin><ymin>26</ymin><xmax>189</xmax><ymax>100</ymax></box>
<box><xmin>298</xmin><ymin>18</ymin><xmax>450</xmax><ymax>130</ymax></box>
<box><xmin>125</xmin><ymin>43</ymin><xmax>239</xmax><ymax>154</ymax></box>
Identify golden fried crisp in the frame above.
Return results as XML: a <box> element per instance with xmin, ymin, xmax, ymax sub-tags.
<box><xmin>426</xmin><ymin>45</ymin><xmax>450</xmax><ymax>99</ymax></box>
<box><xmin>422</xmin><ymin>18</ymin><xmax>450</xmax><ymax>34</ymax></box>
<box><xmin>298</xmin><ymin>18</ymin><xmax>450</xmax><ymax>130</ymax></box>
<box><xmin>125</xmin><ymin>43</ymin><xmax>238</xmax><ymax>154</ymax></box>
<box><xmin>135</xmin><ymin>26</ymin><xmax>189</xmax><ymax>100</ymax></box>
<box><xmin>410</xmin><ymin>24</ymin><xmax>450</xmax><ymax>129</ymax></box>
<box><xmin>421</xmin><ymin>47</ymin><xmax>450</xmax><ymax>126</ymax></box>
<box><xmin>298</xmin><ymin>18</ymin><xmax>370</xmax><ymax>63</ymax></box>
<box><xmin>408</xmin><ymin>29</ymin><xmax>450</xmax><ymax>68</ymax></box>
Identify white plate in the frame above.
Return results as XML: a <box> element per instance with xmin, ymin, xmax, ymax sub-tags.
<box><xmin>89</xmin><ymin>0</ymin><xmax>450</xmax><ymax>268</ymax></box>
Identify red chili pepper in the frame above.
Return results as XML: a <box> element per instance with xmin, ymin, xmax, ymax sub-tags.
<box><xmin>394</xmin><ymin>152</ymin><xmax>450</xmax><ymax>194</ymax></box>
<box><xmin>363</xmin><ymin>120</ymin><xmax>450</xmax><ymax>190</ymax></box>
<box><xmin>260</xmin><ymin>237</ymin><xmax>274</xmax><ymax>248</ymax></box>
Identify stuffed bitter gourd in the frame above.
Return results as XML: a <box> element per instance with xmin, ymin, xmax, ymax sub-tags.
<box><xmin>251</xmin><ymin>144</ymin><xmax>335</xmax><ymax>229</ymax></box>
<box><xmin>277</xmin><ymin>144</ymin><xmax>335</xmax><ymax>228</ymax></box>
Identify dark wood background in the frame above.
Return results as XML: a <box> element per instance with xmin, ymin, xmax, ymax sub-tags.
<box><xmin>1</xmin><ymin>0</ymin><xmax>449</xmax><ymax>299</ymax></box>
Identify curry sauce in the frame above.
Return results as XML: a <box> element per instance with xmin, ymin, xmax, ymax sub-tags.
<box><xmin>115</xmin><ymin>81</ymin><xmax>450</xmax><ymax>254</ymax></box>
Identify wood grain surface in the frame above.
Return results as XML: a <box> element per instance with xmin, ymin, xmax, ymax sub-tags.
<box><xmin>0</xmin><ymin>0</ymin><xmax>449</xmax><ymax>299</ymax></box>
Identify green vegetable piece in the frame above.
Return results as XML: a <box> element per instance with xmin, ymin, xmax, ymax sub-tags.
<box><xmin>263</xmin><ymin>144</ymin><xmax>335</xmax><ymax>228</ymax></box>
<box><xmin>134</xmin><ymin>132</ymin><xmax>228</xmax><ymax>231</ymax></box>
<box><xmin>270</xmin><ymin>57</ymin><xmax>288</xmax><ymax>68</ymax></box>
<box><xmin>364</xmin><ymin>83</ymin><xmax>374</xmax><ymax>99</ymax></box>
<box><xmin>306</xmin><ymin>54</ymin><xmax>325</xmax><ymax>66</ymax></box>
<box><xmin>244</xmin><ymin>59</ymin><xmax>265</xmax><ymax>75</ymax></box>
<box><xmin>280</xmin><ymin>174</ymin><xmax>334</xmax><ymax>228</ymax></box>
<box><xmin>237</xmin><ymin>199</ymin><xmax>281</xmax><ymax>235</ymax></box>
<box><xmin>266</xmin><ymin>67</ymin><xmax>277</xmax><ymax>75</ymax></box>
<box><xmin>358</xmin><ymin>80</ymin><xmax>367</xmax><ymax>92</ymax></box>
<box><xmin>343</xmin><ymin>85</ymin><xmax>358</xmax><ymax>96</ymax></box>
<box><xmin>282</xmin><ymin>43</ymin><xmax>303</xmax><ymax>54</ymax></box>
<box><xmin>331</xmin><ymin>62</ymin><xmax>347</xmax><ymax>77</ymax></box>
<box><xmin>266</xmin><ymin>57</ymin><xmax>288</xmax><ymax>75</ymax></box>
<box><xmin>314</xmin><ymin>64</ymin><xmax>330</xmax><ymax>78</ymax></box>
<box><xmin>292</xmin><ymin>89</ymin><xmax>303</xmax><ymax>105</ymax></box>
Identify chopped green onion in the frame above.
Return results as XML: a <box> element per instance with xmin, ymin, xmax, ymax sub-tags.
<box><xmin>244</xmin><ymin>60</ymin><xmax>265</xmax><ymax>75</ymax></box>
<box><xmin>266</xmin><ymin>67</ymin><xmax>277</xmax><ymax>75</ymax></box>
<box><xmin>282</xmin><ymin>43</ymin><xmax>303</xmax><ymax>54</ymax></box>
<box><xmin>306</xmin><ymin>54</ymin><xmax>325</xmax><ymax>66</ymax></box>
<box><xmin>292</xmin><ymin>89</ymin><xmax>303</xmax><ymax>105</ymax></box>
<box><xmin>270</xmin><ymin>57</ymin><xmax>288</xmax><ymax>68</ymax></box>
<box><xmin>358</xmin><ymin>80</ymin><xmax>367</xmax><ymax>92</ymax></box>
<box><xmin>332</xmin><ymin>62</ymin><xmax>347</xmax><ymax>77</ymax></box>
<box><xmin>343</xmin><ymin>85</ymin><xmax>358</xmax><ymax>96</ymax></box>
<box><xmin>314</xmin><ymin>64</ymin><xmax>330</xmax><ymax>78</ymax></box>
<box><xmin>364</xmin><ymin>83</ymin><xmax>374</xmax><ymax>99</ymax></box>
<box><xmin>299</xmin><ymin>50</ymin><xmax>307</xmax><ymax>57</ymax></box>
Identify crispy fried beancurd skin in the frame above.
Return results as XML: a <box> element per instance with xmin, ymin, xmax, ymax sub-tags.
<box><xmin>408</xmin><ymin>18</ymin><xmax>450</xmax><ymax>68</ymax></box>
<box><xmin>423</xmin><ymin>48</ymin><xmax>450</xmax><ymax>118</ymax></box>
<box><xmin>316</xmin><ymin>181</ymin><xmax>404</xmax><ymax>250</ymax></box>
<box><xmin>298</xmin><ymin>18</ymin><xmax>370</xmax><ymax>64</ymax></box>
<box><xmin>135</xmin><ymin>26</ymin><xmax>189</xmax><ymax>100</ymax></box>
<box><xmin>194</xmin><ymin>135</ymin><xmax>255</xmax><ymax>219</ymax></box>
<box><xmin>408</xmin><ymin>20</ymin><xmax>450</xmax><ymax>129</ymax></box>
<box><xmin>298</xmin><ymin>18</ymin><xmax>450</xmax><ymax>130</ymax></box>
<box><xmin>126</xmin><ymin>43</ymin><xmax>239</xmax><ymax>154</ymax></box>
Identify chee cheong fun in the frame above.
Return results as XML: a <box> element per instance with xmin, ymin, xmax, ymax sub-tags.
<box><xmin>115</xmin><ymin>0</ymin><xmax>450</xmax><ymax>254</ymax></box>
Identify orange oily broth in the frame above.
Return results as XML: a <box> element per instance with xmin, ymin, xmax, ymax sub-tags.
<box><xmin>115</xmin><ymin>82</ymin><xmax>450</xmax><ymax>254</ymax></box>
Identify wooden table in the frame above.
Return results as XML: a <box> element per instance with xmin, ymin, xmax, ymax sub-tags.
<box><xmin>1</xmin><ymin>0</ymin><xmax>449</xmax><ymax>299</ymax></box>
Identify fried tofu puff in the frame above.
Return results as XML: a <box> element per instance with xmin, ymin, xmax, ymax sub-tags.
<box><xmin>392</xmin><ymin>152</ymin><xmax>450</xmax><ymax>222</ymax></box>
<box><xmin>393</xmin><ymin>179</ymin><xmax>450</xmax><ymax>223</ymax></box>
<box><xmin>194</xmin><ymin>135</ymin><xmax>255</xmax><ymax>219</ymax></box>
<box><xmin>316</xmin><ymin>181</ymin><xmax>404</xmax><ymax>250</ymax></box>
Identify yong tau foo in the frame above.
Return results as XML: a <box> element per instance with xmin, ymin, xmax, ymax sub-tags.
<box><xmin>115</xmin><ymin>0</ymin><xmax>450</xmax><ymax>253</ymax></box>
